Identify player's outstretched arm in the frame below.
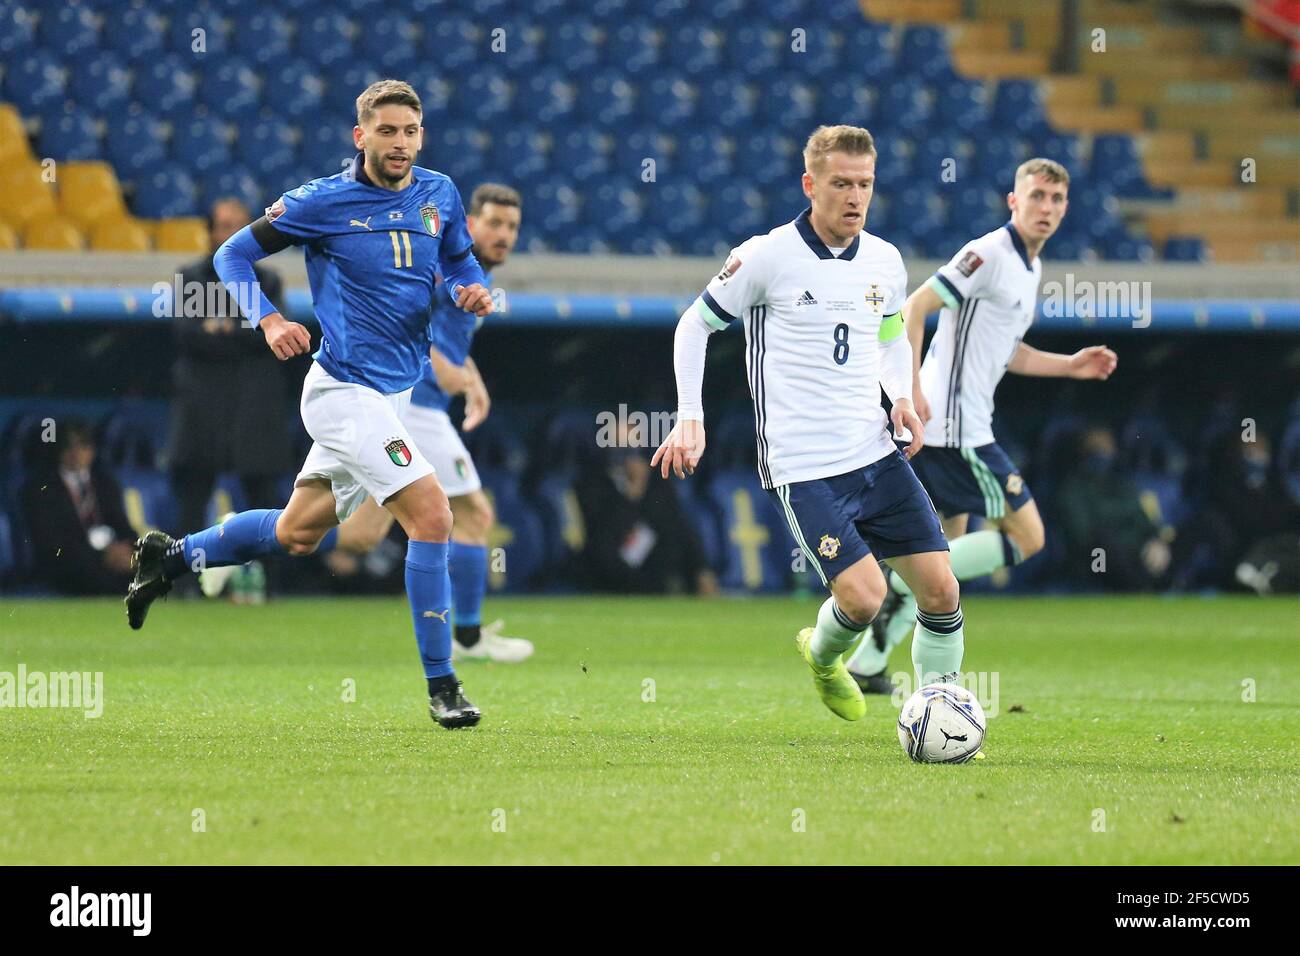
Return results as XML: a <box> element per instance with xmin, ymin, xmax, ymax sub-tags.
<box><xmin>1008</xmin><ymin>343</ymin><xmax>1117</xmax><ymax>380</ymax></box>
<box><xmin>212</xmin><ymin>225</ymin><xmax>310</xmax><ymax>360</ymax></box>
<box><xmin>902</xmin><ymin>283</ymin><xmax>945</xmax><ymax>423</ymax></box>
<box><xmin>652</xmin><ymin>306</ymin><xmax>714</xmax><ymax>479</ymax></box>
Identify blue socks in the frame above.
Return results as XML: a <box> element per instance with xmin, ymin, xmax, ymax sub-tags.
<box><xmin>449</xmin><ymin>542</ymin><xmax>487</xmax><ymax>628</ymax></box>
<box><xmin>406</xmin><ymin>540</ymin><xmax>454</xmax><ymax>679</ymax></box>
<box><xmin>165</xmin><ymin>508</ymin><xmax>286</xmax><ymax>579</ymax></box>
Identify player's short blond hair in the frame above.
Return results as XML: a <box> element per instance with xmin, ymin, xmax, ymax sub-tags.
<box><xmin>1015</xmin><ymin>157</ymin><xmax>1070</xmax><ymax>189</ymax></box>
<box><xmin>356</xmin><ymin>79</ymin><xmax>422</xmax><ymax>126</ymax></box>
<box><xmin>803</xmin><ymin>125</ymin><xmax>877</xmax><ymax>176</ymax></box>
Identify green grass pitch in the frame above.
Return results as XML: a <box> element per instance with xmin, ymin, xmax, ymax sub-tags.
<box><xmin>1</xmin><ymin>594</ymin><xmax>1296</xmax><ymax>865</ymax></box>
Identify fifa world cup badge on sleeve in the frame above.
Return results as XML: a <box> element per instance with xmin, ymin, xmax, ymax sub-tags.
<box><xmin>956</xmin><ymin>250</ymin><xmax>983</xmax><ymax>277</ymax></box>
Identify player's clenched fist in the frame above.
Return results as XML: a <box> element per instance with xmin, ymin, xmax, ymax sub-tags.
<box><xmin>453</xmin><ymin>283</ymin><xmax>493</xmax><ymax>317</ymax></box>
<box><xmin>651</xmin><ymin>418</ymin><xmax>706</xmax><ymax>479</ymax></box>
<box><xmin>260</xmin><ymin>312</ymin><xmax>312</xmax><ymax>361</ymax></box>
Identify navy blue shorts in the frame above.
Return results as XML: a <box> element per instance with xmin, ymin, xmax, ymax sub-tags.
<box><xmin>909</xmin><ymin>443</ymin><xmax>1032</xmax><ymax>520</ymax></box>
<box><xmin>768</xmin><ymin>450</ymin><xmax>949</xmax><ymax>586</ymax></box>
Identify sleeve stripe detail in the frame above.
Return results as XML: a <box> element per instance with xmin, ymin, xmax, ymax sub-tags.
<box><xmin>446</xmin><ymin>245</ymin><xmax>473</xmax><ymax>263</ymax></box>
<box><xmin>929</xmin><ymin>273</ymin><xmax>963</xmax><ymax>309</ymax></box>
<box><xmin>699</xmin><ymin>289</ymin><xmax>738</xmax><ymax>328</ymax></box>
<box><xmin>250</xmin><ymin>216</ymin><xmax>292</xmax><ymax>254</ymax></box>
<box><xmin>878</xmin><ymin>311</ymin><xmax>904</xmax><ymax>342</ymax></box>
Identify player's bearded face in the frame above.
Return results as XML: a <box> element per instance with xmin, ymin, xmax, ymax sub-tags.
<box><xmin>468</xmin><ymin>202</ymin><xmax>521</xmax><ymax>269</ymax></box>
<box><xmin>355</xmin><ymin>105</ymin><xmax>423</xmax><ymax>187</ymax></box>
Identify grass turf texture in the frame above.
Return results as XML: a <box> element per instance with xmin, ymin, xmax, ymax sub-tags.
<box><xmin>0</xmin><ymin>595</ymin><xmax>1296</xmax><ymax>865</ymax></box>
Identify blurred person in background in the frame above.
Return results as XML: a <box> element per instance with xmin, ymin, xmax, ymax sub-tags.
<box><xmin>168</xmin><ymin>197</ymin><xmax>293</xmax><ymax>580</ymax></box>
<box><xmin>580</xmin><ymin>426</ymin><xmax>718</xmax><ymax>595</ymax></box>
<box><xmin>1056</xmin><ymin>425</ymin><xmax>1172</xmax><ymax>591</ymax></box>
<box><xmin>1183</xmin><ymin>428</ymin><xmax>1300</xmax><ymax>593</ymax></box>
<box><xmin>22</xmin><ymin>421</ymin><xmax>135</xmax><ymax>595</ymax></box>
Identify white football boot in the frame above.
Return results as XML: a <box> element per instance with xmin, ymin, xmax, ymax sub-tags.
<box><xmin>452</xmin><ymin>619</ymin><xmax>534</xmax><ymax>663</ymax></box>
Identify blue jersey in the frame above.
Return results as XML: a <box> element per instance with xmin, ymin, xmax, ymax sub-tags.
<box><xmin>410</xmin><ymin>270</ymin><xmax>491</xmax><ymax>411</ymax></box>
<box><xmin>262</xmin><ymin>154</ymin><xmax>485</xmax><ymax>395</ymax></box>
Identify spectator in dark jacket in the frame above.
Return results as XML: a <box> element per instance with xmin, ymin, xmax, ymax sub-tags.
<box><xmin>22</xmin><ymin>420</ymin><xmax>136</xmax><ymax>595</ymax></box>
<box><xmin>168</xmin><ymin>198</ymin><xmax>294</xmax><ymax>535</ymax></box>
<box><xmin>577</xmin><ymin>434</ymin><xmax>718</xmax><ymax>595</ymax></box>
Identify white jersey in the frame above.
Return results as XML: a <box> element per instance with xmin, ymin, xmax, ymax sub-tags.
<box><xmin>919</xmin><ymin>223</ymin><xmax>1043</xmax><ymax>448</ymax></box>
<box><xmin>696</xmin><ymin>209</ymin><xmax>909</xmax><ymax>489</ymax></box>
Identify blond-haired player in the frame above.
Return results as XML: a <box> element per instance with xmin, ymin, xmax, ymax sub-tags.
<box><xmin>653</xmin><ymin>125</ymin><xmax>968</xmax><ymax>721</ymax></box>
<box><xmin>847</xmin><ymin>159</ymin><xmax>1117</xmax><ymax>690</ymax></box>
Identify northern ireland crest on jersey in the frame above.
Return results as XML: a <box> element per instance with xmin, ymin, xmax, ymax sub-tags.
<box><xmin>385</xmin><ymin>437</ymin><xmax>412</xmax><ymax>467</ymax></box>
<box><xmin>865</xmin><ymin>284</ymin><xmax>885</xmax><ymax>313</ymax></box>
<box><xmin>420</xmin><ymin>203</ymin><xmax>440</xmax><ymax>236</ymax></box>
<box><xmin>1006</xmin><ymin>473</ymin><xmax>1024</xmax><ymax>495</ymax></box>
<box><xmin>817</xmin><ymin>535</ymin><xmax>840</xmax><ymax>560</ymax></box>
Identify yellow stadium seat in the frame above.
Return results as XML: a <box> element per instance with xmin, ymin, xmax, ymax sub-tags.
<box><xmin>0</xmin><ymin>162</ymin><xmax>59</xmax><ymax>227</ymax></box>
<box><xmin>22</xmin><ymin>217</ymin><xmax>85</xmax><ymax>251</ymax></box>
<box><xmin>90</xmin><ymin>217</ymin><xmax>151</xmax><ymax>252</ymax></box>
<box><xmin>58</xmin><ymin>161</ymin><xmax>128</xmax><ymax>229</ymax></box>
<box><xmin>0</xmin><ymin>104</ymin><xmax>34</xmax><ymax>164</ymax></box>
<box><xmin>0</xmin><ymin>220</ymin><xmax>17</xmax><ymax>251</ymax></box>
<box><xmin>154</xmin><ymin>217</ymin><xmax>207</xmax><ymax>252</ymax></box>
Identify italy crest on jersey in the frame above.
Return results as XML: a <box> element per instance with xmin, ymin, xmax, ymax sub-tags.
<box><xmin>420</xmin><ymin>203</ymin><xmax>440</xmax><ymax>237</ymax></box>
<box><xmin>385</xmin><ymin>437</ymin><xmax>412</xmax><ymax>467</ymax></box>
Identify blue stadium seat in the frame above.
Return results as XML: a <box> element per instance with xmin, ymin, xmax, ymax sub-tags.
<box><xmin>530</xmin><ymin>176</ymin><xmax>582</xmax><ymax>235</ymax></box>
<box><xmin>638</xmin><ymin>74</ymin><xmax>697</xmax><ymax>126</ymax></box>
<box><xmin>664</xmin><ymin>23</ymin><xmax>726</xmax><ymax>77</ymax></box>
<box><xmin>931</xmin><ymin>79</ymin><xmax>990</xmax><ymax>136</ymax></box>
<box><xmin>455</xmin><ymin>70</ymin><xmax>513</xmax><ymax>123</ymax></box>
<box><xmin>107</xmin><ymin>115</ymin><xmax>169</xmax><ymax>179</ymax></box>
<box><xmin>198</xmin><ymin>58</ymin><xmax>262</xmax><ymax>117</ymax></box>
<box><xmin>677</xmin><ymin>131</ymin><xmax>733</xmax><ymax>185</ymax></box>
<box><xmin>355</xmin><ymin>13</ymin><xmax>419</xmax><ymax>69</ymax></box>
<box><xmin>296</xmin><ymin>11</ymin><xmax>354</xmax><ymax>67</ymax></box>
<box><xmin>299</xmin><ymin>123</ymin><xmax>355</xmax><ymax>178</ymax></box>
<box><xmin>231</xmin><ymin>11</ymin><xmax>294</xmax><ymax>65</ymax></box>
<box><xmin>173</xmin><ymin>115</ymin><xmax>232</xmax><ymax>174</ymax></box>
<box><xmin>605</xmin><ymin>20</ymin><xmax>660</xmax><ymax>73</ymax></box>
<box><xmin>1098</xmin><ymin>235</ymin><xmax>1154</xmax><ymax>262</ymax></box>
<box><xmin>576</xmin><ymin>71</ymin><xmax>637</xmax><ymax>127</ymax></box>
<box><xmin>114</xmin><ymin>467</ymin><xmax>177</xmax><ymax>534</ymax></box>
<box><xmin>202</xmin><ymin>166</ymin><xmax>265</xmax><ymax>213</ymax></box>
<box><xmin>132</xmin><ymin>166</ymin><xmax>200</xmax><ymax>218</ymax></box>
<box><xmin>39</xmin><ymin>4</ymin><xmax>100</xmax><ymax>58</ymax></box>
<box><xmin>112</xmin><ymin>5</ymin><xmax>168</xmax><ymax>63</ymax></box>
<box><xmin>0</xmin><ymin>2</ymin><xmax>37</xmax><ymax>57</ymax></box>
<box><xmin>3</xmin><ymin>50</ymin><xmax>67</xmax><ymax>114</ymax></box>
<box><xmin>992</xmin><ymin>79</ymin><xmax>1052</xmax><ymax>136</ymax></box>
<box><xmin>842</xmin><ymin>24</ymin><xmax>894</xmax><ymax>82</ymax></box>
<box><xmin>726</xmin><ymin>25</ymin><xmax>784</xmax><ymax>76</ymax></box>
<box><xmin>548</xmin><ymin>19</ymin><xmax>603</xmax><ymax>73</ymax></box>
<box><xmin>554</xmin><ymin>127</ymin><xmax>612</xmax><ymax>181</ymax></box>
<box><xmin>733</xmin><ymin>132</ymin><xmax>800</xmax><ymax>188</ymax></box>
<box><xmin>613</xmin><ymin>129</ymin><xmax>670</xmax><ymax>180</ymax></box>
<box><xmin>422</xmin><ymin>16</ymin><xmax>480</xmax><ymax>72</ymax></box>
<box><xmin>585</xmin><ymin>183</ymin><xmax>644</xmax><ymax>235</ymax></box>
<box><xmin>973</xmin><ymin>136</ymin><xmax>1025</xmax><ymax>186</ymax></box>
<box><xmin>270</xmin><ymin>60</ymin><xmax>325</xmax><ymax>121</ymax></box>
<box><xmin>874</xmin><ymin>78</ymin><xmax>933</xmax><ymax>137</ymax></box>
<box><xmin>40</xmin><ymin>107</ymin><xmax>102</xmax><ymax>162</ymax></box>
<box><xmin>131</xmin><ymin>55</ymin><xmax>199</xmax><ymax>121</ymax></box>
<box><xmin>232</xmin><ymin>117</ymin><xmax>297</xmax><ymax>178</ymax></box>
<box><xmin>70</xmin><ymin>51</ymin><xmax>133</xmax><ymax>115</ymax></box>
<box><xmin>759</xmin><ymin>77</ymin><xmax>817</xmax><ymax>135</ymax></box>
<box><xmin>1163</xmin><ymin>236</ymin><xmax>1205</xmax><ymax>262</ymax></box>
<box><xmin>497</xmin><ymin>126</ymin><xmax>549</xmax><ymax>180</ymax></box>
<box><xmin>516</xmin><ymin>70</ymin><xmax>577</xmax><ymax>124</ymax></box>
<box><xmin>819</xmin><ymin>78</ymin><xmax>874</xmax><ymax>128</ymax></box>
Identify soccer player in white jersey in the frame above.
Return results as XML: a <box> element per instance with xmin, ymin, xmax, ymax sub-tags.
<box><xmin>846</xmin><ymin>158</ymin><xmax>1117</xmax><ymax>690</ymax></box>
<box><xmin>652</xmin><ymin>125</ymin><xmax>966</xmax><ymax>722</ymax></box>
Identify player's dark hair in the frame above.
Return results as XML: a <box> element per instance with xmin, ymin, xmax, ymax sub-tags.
<box><xmin>206</xmin><ymin>197</ymin><xmax>250</xmax><ymax>233</ymax></box>
<box><xmin>356</xmin><ymin>79</ymin><xmax>422</xmax><ymax>125</ymax></box>
<box><xmin>469</xmin><ymin>183</ymin><xmax>522</xmax><ymax>216</ymax></box>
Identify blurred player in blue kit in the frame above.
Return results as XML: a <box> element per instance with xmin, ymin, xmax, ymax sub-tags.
<box><xmin>124</xmin><ymin>80</ymin><xmax>494</xmax><ymax>729</ymax></box>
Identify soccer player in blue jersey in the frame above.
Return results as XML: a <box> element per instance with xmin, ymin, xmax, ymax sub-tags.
<box><xmin>124</xmin><ymin>80</ymin><xmax>493</xmax><ymax>728</ymax></box>
<box><xmin>328</xmin><ymin>183</ymin><xmax>534</xmax><ymax>663</ymax></box>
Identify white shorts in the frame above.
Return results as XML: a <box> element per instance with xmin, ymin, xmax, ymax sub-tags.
<box><xmin>295</xmin><ymin>362</ymin><xmax>435</xmax><ymax>521</ymax></box>
<box><xmin>405</xmin><ymin>404</ymin><xmax>482</xmax><ymax>498</ymax></box>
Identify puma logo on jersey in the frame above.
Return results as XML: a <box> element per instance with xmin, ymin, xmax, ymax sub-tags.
<box><xmin>349</xmin><ymin>216</ymin><xmax>372</xmax><ymax>230</ymax></box>
<box><xmin>423</xmin><ymin>609</ymin><xmax>450</xmax><ymax>623</ymax></box>
<box><xmin>795</xmin><ymin>290</ymin><xmax>817</xmax><ymax>307</ymax></box>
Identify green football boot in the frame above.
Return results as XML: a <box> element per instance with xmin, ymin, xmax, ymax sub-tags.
<box><xmin>795</xmin><ymin>627</ymin><xmax>866</xmax><ymax>721</ymax></box>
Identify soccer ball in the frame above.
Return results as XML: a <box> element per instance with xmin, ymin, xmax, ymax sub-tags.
<box><xmin>897</xmin><ymin>683</ymin><xmax>986</xmax><ymax>763</ymax></box>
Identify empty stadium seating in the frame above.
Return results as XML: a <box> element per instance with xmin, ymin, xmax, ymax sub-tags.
<box><xmin>5</xmin><ymin>0</ymin><xmax>1293</xmax><ymax>260</ymax></box>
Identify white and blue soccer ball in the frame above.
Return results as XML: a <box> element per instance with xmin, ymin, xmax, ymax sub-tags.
<box><xmin>897</xmin><ymin>683</ymin><xmax>986</xmax><ymax>763</ymax></box>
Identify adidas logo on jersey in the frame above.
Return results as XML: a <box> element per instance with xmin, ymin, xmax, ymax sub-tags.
<box><xmin>795</xmin><ymin>290</ymin><xmax>817</xmax><ymax>306</ymax></box>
